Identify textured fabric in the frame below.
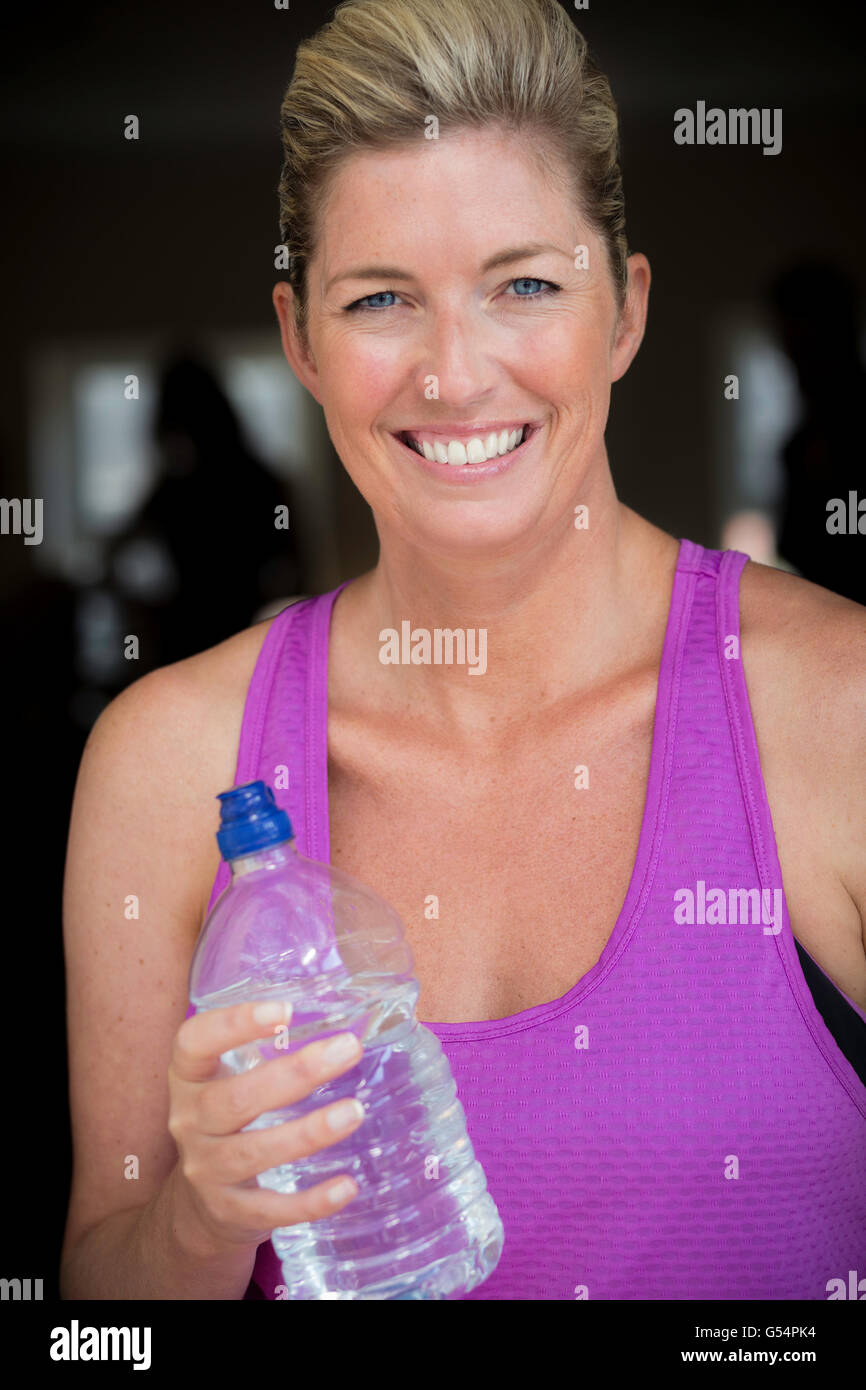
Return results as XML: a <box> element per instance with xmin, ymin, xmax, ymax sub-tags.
<box><xmin>185</xmin><ymin>538</ymin><xmax>866</xmax><ymax>1299</ymax></box>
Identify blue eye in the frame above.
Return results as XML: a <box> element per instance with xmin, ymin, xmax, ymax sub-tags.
<box><xmin>345</xmin><ymin>290</ymin><xmax>401</xmax><ymax>312</ymax></box>
<box><xmin>507</xmin><ymin>277</ymin><xmax>559</xmax><ymax>298</ymax></box>
<box><xmin>344</xmin><ymin>277</ymin><xmax>560</xmax><ymax>313</ymax></box>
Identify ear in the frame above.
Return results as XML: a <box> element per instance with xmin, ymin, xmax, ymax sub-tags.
<box><xmin>272</xmin><ymin>282</ymin><xmax>323</xmax><ymax>404</ymax></box>
<box><xmin>610</xmin><ymin>253</ymin><xmax>651</xmax><ymax>384</ymax></box>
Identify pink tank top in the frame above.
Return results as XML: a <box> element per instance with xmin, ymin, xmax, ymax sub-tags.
<box><xmin>185</xmin><ymin>538</ymin><xmax>866</xmax><ymax>1299</ymax></box>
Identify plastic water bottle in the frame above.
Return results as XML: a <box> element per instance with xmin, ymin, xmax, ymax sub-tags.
<box><xmin>188</xmin><ymin>780</ymin><xmax>504</xmax><ymax>1299</ymax></box>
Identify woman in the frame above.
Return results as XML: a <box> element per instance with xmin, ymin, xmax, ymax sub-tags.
<box><xmin>60</xmin><ymin>0</ymin><xmax>866</xmax><ymax>1300</ymax></box>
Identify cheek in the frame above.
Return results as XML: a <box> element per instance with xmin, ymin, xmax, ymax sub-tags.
<box><xmin>519</xmin><ymin>316</ymin><xmax>610</xmax><ymax>393</ymax></box>
<box><xmin>323</xmin><ymin>335</ymin><xmax>401</xmax><ymax>417</ymax></box>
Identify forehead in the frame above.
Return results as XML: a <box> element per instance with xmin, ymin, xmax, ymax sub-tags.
<box><xmin>314</xmin><ymin>126</ymin><xmax>587</xmax><ymax>270</ymax></box>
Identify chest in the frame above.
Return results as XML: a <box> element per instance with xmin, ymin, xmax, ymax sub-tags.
<box><xmin>327</xmin><ymin>684</ymin><xmax>656</xmax><ymax>1024</ymax></box>
<box><xmin>326</xmin><ymin>694</ymin><xmax>866</xmax><ymax>1025</ymax></box>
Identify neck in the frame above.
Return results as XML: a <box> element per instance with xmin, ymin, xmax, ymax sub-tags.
<box><xmin>336</xmin><ymin>487</ymin><xmax>677</xmax><ymax>740</ymax></box>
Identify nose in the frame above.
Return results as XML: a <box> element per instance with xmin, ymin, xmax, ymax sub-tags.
<box><xmin>415</xmin><ymin>304</ymin><xmax>498</xmax><ymax>409</ymax></box>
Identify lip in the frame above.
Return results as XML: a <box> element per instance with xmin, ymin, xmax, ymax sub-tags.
<box><xmin>398</xmin><ymin>421</ymin><xmax>531</xmax><ymax>439</ymax></box>
<box><xmin>390</xmin><ymin>422</ymin><xmax>539</xmax><ymax>483</ymax></box>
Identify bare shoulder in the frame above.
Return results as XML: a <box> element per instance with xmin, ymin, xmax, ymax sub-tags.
<box><xmin>738</xmin><ymin>559</ymin><xmax>866</xmax><ymax>721</ymax></box>
<box><xmin>109</xmin><ymin>613</ymin><xmax>276</xmax><ymax>719</ymax></box>
<box><xmin>87</xmin><ymin>615</ymin><xmax>277</xmax><ymax>787</ymax></box>
<box><xmin>738</xmin><ymin>559</ymin><xmax>866</xmax><ymax>933</ymax></box>
<box><xmin>78</xmin><ymin>614</ymin><xmax>280</xmax><ymax>922</ymax></box>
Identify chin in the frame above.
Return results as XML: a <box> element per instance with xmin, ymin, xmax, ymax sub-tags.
<box><xmin>392</xmin><ymin>491</ymin><xmax>550</xmax><ymax>554</ymax></box>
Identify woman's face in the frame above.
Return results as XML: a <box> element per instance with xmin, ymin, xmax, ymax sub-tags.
<box><xmin>275</xmin><ymin>124</ymin><xmax>649</xmax><ymax>556</ymax></box>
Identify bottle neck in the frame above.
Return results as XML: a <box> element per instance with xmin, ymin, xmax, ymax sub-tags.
<box><xmin>228</xmin><ymin>837</ymin><xmax>297</xmax><ymax>878</ymax></box>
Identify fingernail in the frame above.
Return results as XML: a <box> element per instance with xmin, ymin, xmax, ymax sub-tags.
<box><xmin>326</xmin><ymin>1098</ymin><xmax>365</xmax><ymax>1131</ymax></box>
<box><xmin>253</xmin><ymin>1001</ymin><xmax>292</xmax><ymax>1024</ymax></box>
<box><xmin>327</xmin><ymin>1178</ymin><xmax>357</xmax><ymax>1204</ymax></box>
<box><xmin>322</xmin><ymin>1032</ymin><xmax>359</xmax><ymax>1064</ymax></box>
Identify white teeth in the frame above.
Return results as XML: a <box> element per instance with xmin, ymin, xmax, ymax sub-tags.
<box><xmin>466</xmin><ymin>437</ymin><xmax>487</xmax><ymax>464</ymax></box>
<box><xmin>404</xmin><ymin>426</ymin><xmax>527</xmax><ymax>465</ymax></box>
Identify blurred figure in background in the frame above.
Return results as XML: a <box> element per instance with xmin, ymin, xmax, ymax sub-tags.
<box><xmin>720</xmin><ymin>508</ymin><xmax>779</xmax><ymax>567</ymax></box>
<box><xmin>106</xmin><ymin>351</ymin><xmax>304</xmax><ymax>670</ymax></box>
<box><xmin>768</xmin><ymin>260</ymin><xmax>865</xmax><ymax>606</ymax></box>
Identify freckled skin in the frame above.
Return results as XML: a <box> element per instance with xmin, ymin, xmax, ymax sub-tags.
<box><xmin>269</xmin><ymin>124</ymin><xmax>866</xmax><ymax>1018</ymax></box>
<box><xmin>274</xmin><ymin>125</ymin><xmax>648</xmax><ymax>565</ymax></box>
<box><xmin>59</xmin><ymin>125</ymin><xmax>866</xmax><ymax>1281</ymax></box>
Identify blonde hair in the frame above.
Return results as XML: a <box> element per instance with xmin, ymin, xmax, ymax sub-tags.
<box><xmin>278</xmin><ymin>0</ymin><xmax>628</xmax><ymax>340</ymax></box>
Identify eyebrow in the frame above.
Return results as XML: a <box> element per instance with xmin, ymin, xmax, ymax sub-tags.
<box><xmin>324</xmin><ymin>242</ymin><xmax>569</xmax><ymax>294</ymax></box>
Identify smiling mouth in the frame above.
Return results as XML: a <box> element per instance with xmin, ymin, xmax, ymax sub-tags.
<box><xmin>396</xmin><ymin>424</ymin><xmax>531</xmax><ymax>466</ymax></box>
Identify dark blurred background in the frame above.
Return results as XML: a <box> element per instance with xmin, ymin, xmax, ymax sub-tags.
<box><xmin>0</xmin><ymin>0</ymin><xmax>863</xmax><ymax>1298</ymax></box>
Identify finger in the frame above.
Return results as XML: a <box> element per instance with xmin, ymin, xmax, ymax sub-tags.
<box><xmin>171</xmin><ymin>1000</ymin><xmax>294</xmax><ymax>1084</ymax></box>
<box><xmin>205</xmin><ymin>1095</ymin><xmax>366</xmax><ymax>1184</ymax></box>
<box><xmin>198</xmin><ymin>1032</ymin><xmax>363</xmax><ymax>1137</ymax></box>
<box><xmin>202</xmin><ymin>1172</ymin><xmax>361</xmax><ymax>1247</ymax></box>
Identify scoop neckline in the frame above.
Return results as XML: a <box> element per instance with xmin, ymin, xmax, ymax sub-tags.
<box><xmin>316</xmin><ymin>537</ymin><xmax>694</xmax><ymax>1040</ymax></box>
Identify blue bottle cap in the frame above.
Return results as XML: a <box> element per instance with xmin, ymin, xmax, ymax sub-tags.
<box><xmin>216</xmin><ymin>781</ymin><xmax>294</xmax><ymax>860</ymax></box>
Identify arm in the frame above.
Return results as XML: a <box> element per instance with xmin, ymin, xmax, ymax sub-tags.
<box><xmin>59</xmin><ymin>661</ymin><xmax>246</xmax><ymax>1299</ymax></box>
<box><xmin>60</xmin><ymin>637</ymin><xmax>366</xmax><ymax>1301</ymax></box>
<box><xmin>60</xmin><ymin>1166</ymin><xmax>256</xmax><ymax>1301</ymax></box>
<box><xmin>739</xmin><ymin>560</ymin><xmax>866</xmax><ymax>1004</ymax></box>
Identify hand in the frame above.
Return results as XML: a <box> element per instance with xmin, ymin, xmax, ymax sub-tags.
<box><xmin>167</xmin><ymin>1000</ymin><xmax>364</xmax><ymax>1255</ymax></box>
